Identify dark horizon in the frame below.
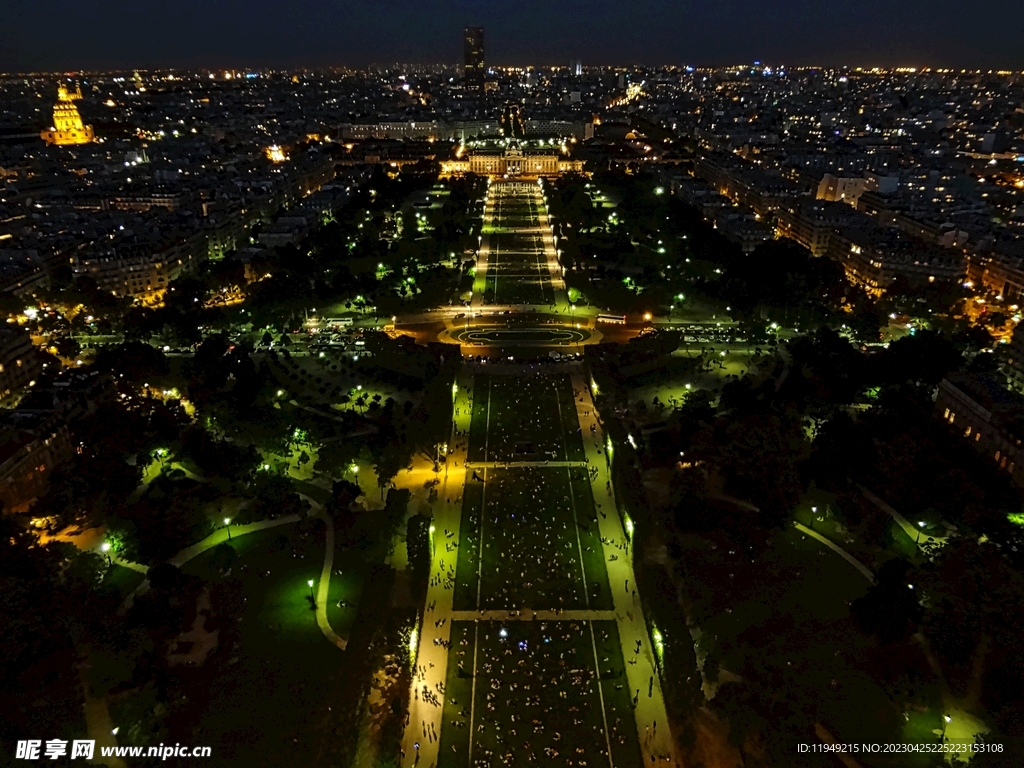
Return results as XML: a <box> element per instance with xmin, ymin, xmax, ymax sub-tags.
<box><xmin>1</xmin><ymin>0</ymin><xmax>1022</xmax><ymax>73</ymax></box>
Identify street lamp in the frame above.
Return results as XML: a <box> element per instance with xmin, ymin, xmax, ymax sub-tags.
<box><xmin>224</xmin><ymin>518</ymin><xmax>232</xmax><ymax>541</ymax></box>
<box><xmin>307</xmin><ymin>579</ymin><xmax>316</xmax><ymax>606</ymax></box>
<box><xmin>100</xmin><ymin>541</ymin><xmax>112</xmax><ymax>566</ymax></box>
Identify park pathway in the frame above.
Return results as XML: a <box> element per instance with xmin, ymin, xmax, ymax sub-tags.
<box><xmin>572</xmin><ymin>370</ymin><xmax>681</xmax><ymax>766</ymax></box>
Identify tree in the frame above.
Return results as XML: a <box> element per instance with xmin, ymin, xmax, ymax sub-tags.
<box><xmin>51</xmin><ymin>336</ymin><xmax>81</xmax><ymax>359</ymax></box>
<box><xmin>807</xmin><ymin>410</ymin><xmax>875</xmax><ymax>490</ymax></box>
<box><xmin>106</xmin><ymin>486</ymin><xmax>212</xmax><ymax>564</ymax></box>
<box><xmin>919</xmin><ymin>536</ymin><xmax>1024</xmax><ymax>688</ymax></box>
<box><xmin>328</xmin><ymin>479</ymin><xmax>364</xmax><ymax>543</ymax></box>
<box><xmin>181</xmin><ymin>427</ymin><xmax>259</xmax><ymax>481</ymax></box>
<box><xmin>93</xmin><ymin>342</ymin><xmax>169</xmax><ymax>384</ymax></box>
<box><xmin>208</xmin><ymin>542</ymin><xmax>238</xmax><ymax>573</ymax></box>
<box><xmin>875</xmin><ymin>330</ymin><xmax>963</xmax><ymax>387</ymax></box>
<box><xmin>851</xmin><ymin>558</ymin><xmax>922</xmax><ymax>644</ymax></box>
<box><xmin>87</xmin><ymin>628</ymin><xmax>154</xmax><ymax>697</ymax></box>
<box><xmin>373</xmin><ymin>443</ymin><xmax>407</xmax><ymax>498</ymax></box>
<box><xmin>694</xmin><ymin>414</ymin><xmax>809</xmax><ymax>524</ymax></box>
<box><xmin>406</xmin><ymin>515</ymin><xmax>431</xmax><ymax>596</ymax></box>
<box><xmin>247</xmin><ymin>473</ymin><xmax>310</xmax><ymax>521</ymax></box>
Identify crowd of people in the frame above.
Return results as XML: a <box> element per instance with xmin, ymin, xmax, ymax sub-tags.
<box><xmin>442</xmin><ymin>621</ymin><xmax>640</xmax><ymax>766</ymax></box>
<box><xmin>457</xmin><ymin>466</ymin><xmax>610</xmax><ymax>611</ymax></box>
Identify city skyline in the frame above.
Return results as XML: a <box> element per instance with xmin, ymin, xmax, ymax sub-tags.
<box><xmin>2</xmin><ymin>0</ymin><xmax>1023</xmax><ymax>72</ymax></box>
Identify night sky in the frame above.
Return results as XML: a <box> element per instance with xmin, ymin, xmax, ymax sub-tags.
<box><xmin>1</xmin><ymin>0</ymin><xmax>1021</xmax><ymax>72</ymax></box>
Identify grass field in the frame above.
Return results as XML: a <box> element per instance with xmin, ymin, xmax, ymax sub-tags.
<box><xmin>485</xmin><ymin>192</ymin><xmax>554</xmax><ymax>306</ymax></box>
<box><xmin>101</xmin><ymin>563</ymin><xmax>147</xmax><ymax>600</ymax></box>
<box><xmin>180</xmin><ymin>523</ymin><xmax>363</xmax><ymax>642</ymax></box>
<box><xmin>436</xmin><ymin>620</ymin><xmax>642</xmax><ymax>767</ymax></box>
<box><xmin>453</xmin><ymin>467</ymin><xmax>611</xmax><ymax>611</ymax></box>
<box><xmin>467</xmin><ymin>374</ymin><xmax>585</xmax><ymax>463</ymax></box>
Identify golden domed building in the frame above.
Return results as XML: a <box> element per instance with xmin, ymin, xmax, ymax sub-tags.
<box><xmin>40</xmin><ymin>83</ymin><xmax>95</xmax><ymax>147</ymax></box>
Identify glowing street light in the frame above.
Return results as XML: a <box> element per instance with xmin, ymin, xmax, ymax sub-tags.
<box><xmin>307</xmin><ymin>579</ymin><xmax>316</xmax><ymax>605</ymax></box>
<box><xmin>408</xmin><ymin>622</ymin><xmax>419</xmax><ymax>667</ymax></box>
<box><xmin>651</xmin><ymin>626</ymin><xmax>665</xmax><ymax>668</ymax></box>
<box><xmin>224</xmin><ymin>518</ymin><xmax>232</xmax><ymax>541</ymax></box>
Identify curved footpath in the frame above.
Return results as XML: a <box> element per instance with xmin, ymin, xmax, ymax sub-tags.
<box><xmin>300</xmin><ymin>495</ymin><xmax>348</xmax><ymax>650</ymax></box>
<box><xmin>793</xmin><ymin>522</ymin><xmax>875</xmax><ymax>583</ymax></box>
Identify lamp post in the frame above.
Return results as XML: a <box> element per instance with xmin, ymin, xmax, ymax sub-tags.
<box><xmin>307</xmin><ymin>579</ymin><xmax>316</xmax><ymax>607</ymax></box>
<box><xmin>224</xmin><ymin>518</ymin><xmax>232</xmax><ymax>541</ymax></box>
<box><xmin>100</xmin><ymin>541</ymin><xmax>112</xmax><ymax>566</ymax></box>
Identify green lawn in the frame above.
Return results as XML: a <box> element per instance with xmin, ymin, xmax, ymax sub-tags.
<box><xmin>101</xmin><ymin>563</ymin><xmax>146</xmax><ymax>600</ymax></box>
<box><xmin>453</xmin><ymin>467</ymin><xmax>611</xmax><ymax>611</ymax></box>
<box><xmin>179</xmin><ymin>525</ymin><xmax>327</xmax><ymax>637</ymax></box>
<box><xmin>683</xmin><ymin>526</ymin><xmax>914</xmax><ymax>756</ymax></box>
<box><xmin>437</xmin><ymin>620</ymin><xmax>641</xmax><ymax>767</ymax></box>
<box><xmin>468</xmin><ymin>374</ymin><xmax>585</xmax><ymax>463</ymax></box>
<box><xmin>486</xmin><ymin>229</ymin><xmax>554</xmax><ymax>306</ymax></box>
<box><xmin>484</xmin><ymin>193</ymin><xmax>555</xmax><ymax>305</ymax></box>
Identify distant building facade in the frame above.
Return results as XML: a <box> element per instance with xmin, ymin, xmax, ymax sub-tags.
<box><xmin>936</xmin><ymin>374</ymin><xmax>1024</xmax><ymax>486</ymax></box>
<box><xmin>0</xmin><ymin>412</ymin><xmax>71</xmax><ymax>513</ymax></box>
<box><xmin>827</xmin><ymin>226</ymin><xmax>965</xmax><ymax>297</ymax></box>
<box><xmin>440</xmin><ymin>141</ymin><xmax>584</xmax><ymax>179</ymax></box>
<box><xmin>40</xmin><ymin>83</ymin><xmax>95</xmax><ymax>147</ymax></box>
<box><xmin>464</xmin><ymin>27</ymin><xmax>485</xmax><ymax>91</ymax></box>
<box><xmin>0</xmin><ymin>327</ymin><xmax>42</xmax><ymax>400</ymax></box>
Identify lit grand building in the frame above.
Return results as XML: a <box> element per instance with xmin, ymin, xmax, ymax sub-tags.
<box><xmin>440</xmin><ymin>139</ymin><xmax>584</xmax><ymax>179</ymax></box>
<box><xmin>40</xmin><ymin>83</ymin><xmax>95</xmax><ymax>147</ymax></box>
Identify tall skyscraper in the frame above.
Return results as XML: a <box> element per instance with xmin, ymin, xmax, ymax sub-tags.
<box><xmin>464</xmin><ymin>26</ymin><xmax>485</xmax><ymax>91</ymax></box>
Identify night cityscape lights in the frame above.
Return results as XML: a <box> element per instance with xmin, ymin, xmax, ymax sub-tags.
<box><xmin>1</xmin><ymin>16</ymin><xmax>1024</xmax><ymax>768</ymax></box>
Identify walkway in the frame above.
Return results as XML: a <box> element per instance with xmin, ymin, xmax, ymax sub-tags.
<box><xmin>117</xmin><ymin>514</ymin><xmax>303</xmax><ymax>614</ymax></box>
<box><xmin>859</xmin><ymin>485</ymin><xmax>949</xmax><ymax>550</ymax></box>
<box><xmin>463</xmin><ymin>459</ymin><xmax>588</xmax><ymax>469</ymax></box>
<box><xmin>400</xmin><ymin>366</ymin><xmax>472</xmax><ymax>767</ymax></box>
<box><xmin>572</xmin><ymin>369</ymin><xmax>681</xmax><ymax>766</ymax></box>
<box><xmin>300</xmin><ymin>495</ymin><xmax>348</xmax><ymax>650</ymax></box>
<box><xmin>793</xmin><ymin>522</ymin><xmax>874</xmax><ymax>583</ymax></box>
